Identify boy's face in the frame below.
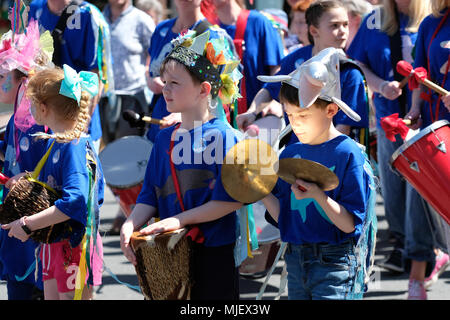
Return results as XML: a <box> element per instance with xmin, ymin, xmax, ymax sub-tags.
<box><xmin>161</xmin><ymin>62</ymin><xmax>203</xmax><ymax>113</ymax></box>
<box><xmin>284</xmin><ymin>101</ymin><xmax>336</xmax><ymax>145</ymax></box>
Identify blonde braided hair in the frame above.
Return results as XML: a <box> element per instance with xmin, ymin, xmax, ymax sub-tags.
<box><xmin>26</xmin><ymin>67</ymin><xmax>92</xmax><ymax>143</ymax></box>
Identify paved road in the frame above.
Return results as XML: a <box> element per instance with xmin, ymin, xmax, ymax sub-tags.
<box><xmin>1</xmin><ymin>187</ymin><xmax>449</xmax><ymax>300</ymax></box>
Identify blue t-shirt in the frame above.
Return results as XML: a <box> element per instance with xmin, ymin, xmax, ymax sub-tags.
<box><xmin>0</xmin><ymin>119</ymin><xmax>47</xmax><ymax>286</ymax></box>
<box><xmin>137</xmin><ymin>118</ymin><xmax>239</xmax><ymax>247</ymax></box>
<box><xmin>264</xmin><ymin>45</ymin><xmax>369</xmax><ymax>144</ymax></box>
<box><xmin>347</xmin><ymin>10</ymin><xmax>418</xmax><ymax>128</ymax></box>
<box><xmin>146</xmin><ymin>19</ymin><xmax>234</xmax><ymax>142</ymax></box>
<box><xmin>38</xmin><ymin>137</ymin><xmax>105</xmax><ymax>247</ymax></box>
<box><xmin>413</xmin><ymin>11</ymin><xmax>450</xmax><ymax>127</ymax></box>
<box><xmin>273</xmin><ymin>135</ymin><xmax>371</xmax><ymax>245</ymax></box>
<box><xmin>219</xmin><ymin>10</ymin><xmax>284</xmax><ymax>109</ymax></box>
<box><xmin>28</xmin><ymin>0</ymin><xmax>103</xmax><ymax>141</ymax></box>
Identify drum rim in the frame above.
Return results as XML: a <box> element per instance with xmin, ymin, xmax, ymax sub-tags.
<box><xmin>99</xmin><ymin>135</ymin><xmax>153</xmax><ymax>188</ymax></box>
<box><xmin>390</xmin><ymin>120</ymin><xmax>449</xmax><ymax>165</ymax></box>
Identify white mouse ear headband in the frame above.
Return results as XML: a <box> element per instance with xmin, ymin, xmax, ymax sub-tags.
<box><xmin>258</xmin><ymin>47</ymin><xmax>361</xmax><ymax>122</ymax></box>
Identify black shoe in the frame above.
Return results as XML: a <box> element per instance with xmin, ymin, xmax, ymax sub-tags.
<box><xmin>377</xmin><ymin>248</ymin><xmax>405</xmax><ymax>274</ymax></box>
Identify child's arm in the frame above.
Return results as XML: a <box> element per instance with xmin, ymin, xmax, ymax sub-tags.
<box><xmin>292</xmin><ymin>179</ymin><xmax>355</xmax><ymax>234</ymax></box>
<box><xmin>1</xmin><ymin>205</ymin><xmax>71</xmax><ymax>242</ymax></box>
<box><xmin>261</xmin><ymin>193</ymin><xmax>280</xmax><ymax>223</ymax></box>
<box><xmin>138</xmin><ymin>200</ymin><xmax>242</xmax><ymax>236</ymax></box>
<box><xmin>120</xmin><ymin>203</ymin><xmax>157</xmax><ymax>265</ymax></box>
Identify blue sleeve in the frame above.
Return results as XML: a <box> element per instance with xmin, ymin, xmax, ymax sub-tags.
<box><xmin>54</xmin><ymin>143</ymin><xmax>89</xmax><ymax>228</ymax></box>
<box><xmin>335</xmin><ymin>67</ymin><xmax>369</xmax><ymax>128</ymax></box>
<box><xmin>346</xmin><ymin>13</ymin><xmax>371</xmax><ymax>65</ymax></box>
<box><xmin>83</xmin><ymin>9</ymin><xmax>100</xmax><ymax>71</ymax></box>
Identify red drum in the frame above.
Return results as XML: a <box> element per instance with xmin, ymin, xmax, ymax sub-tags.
<box><xmin>390</xmin><ymin>120</ymin><xmax>450</xmax><ymax>225</ymax></box>
<box><xmin>99</xmin><ymin>136</ymin><xmax>153</xmax><ymax>216</ymax></box>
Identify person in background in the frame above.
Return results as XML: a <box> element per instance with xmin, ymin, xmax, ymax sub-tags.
<box><xmin>134</xmin><ymin>0</ymin><xmax>164</xmax><ymax>25</ymax></box>
<box><xmin>404</xmin><ymin>0</ymin><xmax>450</xmax><ymax>299</ymax></box>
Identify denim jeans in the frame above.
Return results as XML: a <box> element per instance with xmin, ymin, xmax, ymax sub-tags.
<box><xmin>284</xmin><ymin>240</ymin><xmax>357</xmax><ymax>300</ymax></box>
<box><xmin>377</xmin><ymin>128</ymin><xmax>406</xmax><ymax>241</ymax></box>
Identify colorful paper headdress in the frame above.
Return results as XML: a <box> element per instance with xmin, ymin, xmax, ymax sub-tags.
<box><xmin>258</xmin><ymin>47</ymin><xmax>361</xmax><ymax>122</ymax></box>
<box><xmin>164</xmin><ymin>30</ymin><xmax>242</xmax><ymax>104</ymax></box>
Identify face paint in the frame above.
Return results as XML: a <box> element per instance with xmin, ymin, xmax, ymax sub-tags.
<box><xmin>1</xmin><ymin>74</ymin><xmax>13</xmax><ymax>93</ymax></box>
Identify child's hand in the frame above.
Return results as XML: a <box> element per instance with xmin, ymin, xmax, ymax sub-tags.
<box><xmin>443</xmin><ymin>94</ymin><xmax>450</xmax><ymax>112</ymax></box>
<box><xmin>120</xmin><ymin>221</ymin><xmax>137</xmax><ymax>266</ymax></box>
<box><xmin>161</xmin><ymin>113</ymin><xmax>181</xmax><ymax>129</ymax></box>
<box><xmin>1</xmin><ymin>218</ymin><xmax>30</xmax><ymax>242</ymax></box>
<box><xmin>291</xmin><ymin>179</ymin><xmax>325</xmax><ymax>201</ymax></box>
<box><xmin>139</xmin><ymin>217</ymin><xmax>181</xmax><ymax>236</ymax></box>
<box><xmin>5</xmin><ymin>172</ymin><xmax>27</xmax><ymax>189</ymax></box>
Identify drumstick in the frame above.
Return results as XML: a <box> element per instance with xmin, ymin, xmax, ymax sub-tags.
<box><xmin>140</xmin><ymin>115</ymin><xmax>166</xmax><ymax>126</ymax></box>
<box><xmin>397</xmin><ymin>61</ymin><xmax>450</xmax><ymax>96</ymax></box>
<box><xmin>123</xmin><ymin>109</ymin><xmax>166</xmax><ymax>126</ymax></box>
<box><xmin>398</xmin><ymin>74</ymin><xmax>412</xmax><ymax>89</ymax></box>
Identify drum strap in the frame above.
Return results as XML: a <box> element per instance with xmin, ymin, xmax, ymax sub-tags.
<box><xmin>425</xmin><ymin>8</ymin><xmax>450</xmax><ymax>123</ymax></box>
<box><xmin>169</xmin><ymin>124</ymin><xmax>205</xmax><ymax>243</ymax></box>
<box><xmin>234</xmin><ymin>9</ymin><xmax>250</xmax><ymax>116</ymax></box>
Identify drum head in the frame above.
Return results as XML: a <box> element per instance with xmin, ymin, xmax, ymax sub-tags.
<box><xmin>250</xmin><ymin>115</ymin><xmax>284</xmax><ymax>147</ymax></box>
<box><xmin>99</xmin><ymin>136</ymin><xmax>153</xmax><ymax>188</ymax></box>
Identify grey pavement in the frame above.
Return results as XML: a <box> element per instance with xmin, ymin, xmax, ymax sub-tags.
<box><xmin>1</xmin><ymin>186</ymin><xmax>449</xmax><ymax>300</ymax></box>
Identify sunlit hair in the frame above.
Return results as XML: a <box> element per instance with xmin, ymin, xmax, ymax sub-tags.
<box><xmin>430</xmin><ymin>0</ymin><xmax>449</xmax><ymax>16</ymax></box>
<box><xmin>305</xmin><ymin>0</ymin><xmax>346</xmax><ymax>45</ymax></box>
<box><xmin>381</xmin><ymin>0</ymin><xmax>431</xmax><ymax>36</ymax></box>
<box><xmin>26</xmin><ymin>67</ymin><xmax>91</xmax><ymax>143</ymax></box>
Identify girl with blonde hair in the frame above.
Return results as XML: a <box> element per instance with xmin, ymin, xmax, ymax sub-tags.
<box><xmin>2</xmin><ymin>65</ymin><xmax>105</xmax><ymax>300</ymax></box>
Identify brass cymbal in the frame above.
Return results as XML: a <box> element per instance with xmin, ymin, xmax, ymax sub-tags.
<box><xmin>221</xmin><ymin>139</ymin><xmax>278</xmax><ymax>204</ymax></box>
<box><xmin>276</xmin><ymin>158</ymin><xmax>339</xmax><ymax>191</ymax></box>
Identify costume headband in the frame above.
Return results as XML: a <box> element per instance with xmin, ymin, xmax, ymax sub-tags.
<box><xmin>258</xmin><ymin>47</ymin><xmax>361</xmax><ymax>122</ymax></box>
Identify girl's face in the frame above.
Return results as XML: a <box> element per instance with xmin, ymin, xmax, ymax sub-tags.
<box><xmin>0</xmin><ymin>71</ymin><xmax>22</xmax><ymax>104</ymax></box>
<box><xmin>283</xmin><ymin>101</ymin><xmax>336</xmax><ymax>145</ymax></box>
<box><xmin>310</xmin><ymin>7</ymin><xmax>349</xmax><ymax>50</ymax></box>
<box><xmin>161</xmin><ymin>62</ymin><xmax>204</xmax><ymax>113</ymax></box>
<box><xmin>291</xmin><ymin>11</ymin><xmax>309</xmax><ymax>45</ymax></box>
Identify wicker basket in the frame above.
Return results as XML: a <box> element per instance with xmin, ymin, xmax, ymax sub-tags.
<box><xmin>0</xmin><ymin>174</ymin><xmax>72</xmax><ymax>243</ymax></box>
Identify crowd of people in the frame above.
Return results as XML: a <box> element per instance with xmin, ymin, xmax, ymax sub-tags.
<box><xmin>0</xmin><ymin>0</ymin><xmax>448</xmax><ymax>301</ymax></box>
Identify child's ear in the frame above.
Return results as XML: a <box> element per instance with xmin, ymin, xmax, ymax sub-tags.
<box><xmin>199</xmin><ymin>81</ymin><xmax>212</xmax><ymax>98</ymax></box>
<box><xmin>326</xmin><ymin>103</ymin><xmax>339</xmax><ymax>118</ymax></box>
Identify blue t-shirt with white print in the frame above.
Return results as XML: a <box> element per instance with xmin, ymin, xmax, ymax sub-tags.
<box><xmin>137</xmin><ymin>118</ymin><xmax>239</xmax><ymax>247</ymax></box>
<box><xmin>0</xmin><ymin>119</ymin><xmax>47</xmax><ymax>286</ymax></box>
<box><xmin>273</xmin><ymin>135</ymin><xmax>371</xmax><ymax>245</ymax></box>
<box><xmin>38</xmin><ymin>136</ymin><xmax>105</xmax><ymax>248</ymax></box>
<box><xmin>347</xmin><ymin>9</ymin><xmax>418</xmax><ymax>128</ymax></box>
<box><xmin>413</xmin><ymin>10</ymin><xmax>450</xmax><ymax>127</ymax></box>
<box><xmin>28</xmin><ymin>0</ymin><xmax>103</xmax><ymax>141</ymax></box>
<box><xmin>264</xmin><ymin>45</ymin><xmax>368</xmax><ymax>131</ymax></box>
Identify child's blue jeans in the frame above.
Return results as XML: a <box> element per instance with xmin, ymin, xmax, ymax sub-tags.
<box><xmin>285</xmin><ymin>239</ymin><xmax>357</xmax><ymax>300</ymax></box>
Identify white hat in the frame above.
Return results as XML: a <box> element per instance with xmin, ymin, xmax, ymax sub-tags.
<box><xmin>258</xmin><ymin>47</ymin><xmax>361</xmax><ymax>122</ymax></box>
